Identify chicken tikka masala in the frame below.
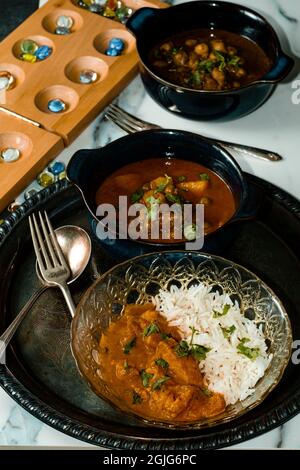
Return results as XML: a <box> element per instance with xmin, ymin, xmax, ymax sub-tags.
<box><xmin>99</xmin><ymin>304</ymin><xmax>226</xmax><ymax>422</ymax></box>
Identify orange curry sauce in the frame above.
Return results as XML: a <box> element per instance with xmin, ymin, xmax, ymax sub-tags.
<box><xmin>99</xmin><ymin>304</ymin><xmax>226</xmax><ymax>422</ymax></box>
<box><xmin>95</xmin><ymin>158</ymin><xmax>236</xmax><ymax>241</ymax></box>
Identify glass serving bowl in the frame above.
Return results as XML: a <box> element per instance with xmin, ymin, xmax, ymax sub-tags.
<box><xmin>71</xmin><ymin>251</ymin><xmax>292</xmax><ymax>429</ymax></box>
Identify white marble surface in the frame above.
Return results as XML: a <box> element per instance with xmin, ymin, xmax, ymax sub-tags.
<box><xmin>1</xmin><ymin>0</ymin><xmax>300</xmax><ymax>449</ymax></box>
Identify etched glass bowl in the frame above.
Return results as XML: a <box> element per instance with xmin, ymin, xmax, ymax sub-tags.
<box><xmin>71</xmin><ymin>252</ymin><xmax>292</xmax><ymax>429</ymax></box>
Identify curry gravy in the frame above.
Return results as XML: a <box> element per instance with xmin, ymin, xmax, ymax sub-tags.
<box><xmin>95</xmin><ymin>158</ymin><xmax>236</xmax><ymax>241</ymax></box>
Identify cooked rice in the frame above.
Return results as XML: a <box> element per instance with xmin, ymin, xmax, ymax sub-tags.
<box><xmin>153</xmin><ymin>283</ymin><xmax>272</xmax><ymax>405</ymax></box>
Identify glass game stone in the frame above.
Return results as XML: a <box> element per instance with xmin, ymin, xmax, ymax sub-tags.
<box><xmin>77</xmin><ymin>0</ymin><xmax>134</xmax><ymax>22</ymax></box>
<box><xmin>48</xmin><ymin>161</ymin><xmax>65</xmax><ymax>175</ymax></box>
<box><xmin>105</xmin><ymin>47</ymin><xmax>119</xmax><ymax>56</ymax></box>
<box><xmin>37</xmin><ymin>171</ymin><xmax>55</xmax><ymax>187</ymax></box>
<box><xmin>115</xmin><ymin>3</ymin><xmax>133</xmax><ymax>23</ymax></box>
<box><xmin>58</xmin><ymin>170</ymin><xmax>67</xmax><ymax>180</ymax></box>
<box><xmin>47</xmin><ymin>98</ymin><xmax>66</xmax><ymax>113</ymax></box>
<box><xmin>21</xmin><ymin>53</ymin><xmax>37</xmax><ymax>63</ymax></box>
<box><xmin>56</xmin><ymin>15</ymin><xmax>74</xmax><ymax>29</ymax></box>
<box><xmin>77</xmin><ymin>0</ymin><xmax>89</xmax><ymax>8</ymax></box>
<box><xmin>79</xmin><ymin>69</ymin><xmax>98</xmax><ymax>84</ymax></box>
<box><xmin>0</xmin><ymin>71</ymin><xmax>15</xmax><ymax>91</ymax></box>
<box><xmin>103</xmin><ymin>7</ymin><xmax>116</xmax><ymax>18</ymax></box>
<box><xmin>0</xmin><ymin>148</ymin><xmax>20</xmax><ymax>162</ymax></box>
<box><xmin>88</xmin><ymin>4</ymin><xmax>103</xmax><ymax>13</ymax></box>
<box><xmin>55</xmin><ymin>26</ymin><xmax>71</xmax><ymax>35</ymax></box>
<box><xmin>20</xmin><ymin>39</ymin><xmax>38</xmax><ymax>55</ymax></box>
<box><xmin>109</xmin><ymin>37</ymin><xmax>124</xmax><ymax>52</ymax></box>
<box><xmin>20</xmin><ymin>40</ymin><xmax>52</xmax><ymax>62</ymax></box>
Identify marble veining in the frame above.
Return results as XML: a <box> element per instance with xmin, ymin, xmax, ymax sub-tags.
<box><xmin>277</xmin><ymin>3</ymin><xmax>297</xmax><ymax>23</ymax></box>
<box><xmin>1</xmin><ymin>0</ymin><xmax>300</xmax><ymax>449</ymax></box>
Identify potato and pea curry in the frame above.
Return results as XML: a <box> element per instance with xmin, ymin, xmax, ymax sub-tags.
<box><xmin>149</xmin><ymin>29</ymin><xmax>271</xmax><ymax>91</ymax></box>
<box><xmin>99</xmin><ymin>304</ymin><xmax>225</xmax><ymax>421</ymax></box>
<box><xmin>95</xmin><ymin>158</ymin><xmax>236</xmax><ymax>241</ymax></box>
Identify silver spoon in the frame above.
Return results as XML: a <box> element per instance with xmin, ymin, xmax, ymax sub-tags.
<box><xmin>0</xmin><ymin>225</ymin><xmax>91</xmax><ymax>360</ymax></box>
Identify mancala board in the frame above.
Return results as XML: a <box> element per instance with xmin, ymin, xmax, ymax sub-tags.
<box><xmin>0</xmin><ymin>0</ymin><xmax>167</xmax><ymax>212</ymax></box>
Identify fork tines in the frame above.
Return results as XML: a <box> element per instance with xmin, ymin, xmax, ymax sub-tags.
<box><xmin>104</xmin><ymin>103</ymin><xmax>159</xmax><ymax>133</ymax></box>
<box><xmin>29</xmin><ymin>211</ymin><xmax>69</xmax><ymax>274</ymax></box>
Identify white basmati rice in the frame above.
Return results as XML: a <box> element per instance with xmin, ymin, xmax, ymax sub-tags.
<box><xmin>153</xmin><ymin>283</ymin><xmax>272</xmax><ymax>405</ymax></box>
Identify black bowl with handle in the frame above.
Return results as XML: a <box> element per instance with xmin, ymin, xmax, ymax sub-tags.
<box><xmin>67</xmin><ymin>129</ymin><xmax>263</xmax><ymax>260</ymax></box>
<box><xmin>126</xmin><ymin>1</ymin><xmax>294</xmax><ymax>121</ymax></box>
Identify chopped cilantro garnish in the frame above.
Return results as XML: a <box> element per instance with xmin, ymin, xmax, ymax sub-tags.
<box><xmin>213</xmin><ymin>304</ymin><xmax>231</xmax><ymax>318</ymax></box>
<box><xmin>175</xmin><ymin>340</ymin><xmax>190</xmax><ymax>357</ymax></box>
<box><xmin>214</xmin><ymin>50</ymin><xmax>226</xmax><ymax>71</ymax></box>
<box><xmin>189</xmin><ymin>326</ymin><xmax>199</xmax><ymax>346</ymax></box>
<box><xmin>123</xmin><ymin>336</ymin><xmax>136</xmax><ymax>354</ymax></box>
<box><xmin>176</xmin><ymin>175</ymin><xmax>186</xmax><ymax>183</ymax></box>
<box><xmin>140</xmin><ymin>369</ymin><xmax>154</xmax><ymax>387</ymax></box>
<box><xmin>132</xmin><ymin>391</ymin><xmax>142</xmax><ymax>404</ymax></box>
<box><xmin>198</xmin><ymin>59</ymin><xmax>214</xmax><ymax>73</ymax></box>
<box><xmin>155</xmin><ymin>358</ymin><xmax>169</xmax><ymax>370</ymax></box>
<box><xmin>165</xmin><ymin>193</ymin><xmax>182</xmax><ymax>204</ymax></box>
<box><xmin>221</xmin><ymin>325</ymin><xmax>236</xmax><ymax>339</ymax></box>
<box><xmin>201</xmin><ymin>387</ymin><xmax>213</xmax><ymax>397</ymax></box>
<box><xmin>237</xmin><ymin>338</ymin><xmax>260</xmax><ymax>360</ymax></box>
<box><xmin>199</xmin><ymin>172</ymin><xmax>210</xmax><ymax>181</ymax></box>
<box><xmin>175</xmin><ymin>330</ymin><xmax>210</xmax><ymax>361</ymax></box>
<box><xmin>172</xmin><ymin>46</ymin><xmax>183</xmax><ymax>54</ymax></box>
<box><xmin>154</xmin><ymin>184</ymin><xmax>167</xmax><ymax>193</ymax></box>
<box><xmin>160</xmin><ymin>332</ymin><xmax>171</xmax><ymax>341</ymax></box>
<box><xmin>227</xmin><ymin>55</ymin><xmax>241</xmax><ymax>67</ymax></box>
<box><xmin>191</xmin><ymin>70</ymin><xmax>203</xmax><ymax>86</ymax></box>
<box><xmin>143</xmin><ymin>322</ymin><xmax>160</xmax><ymax>337</ymax></box>
<box><xmin>146</xmin><ymin>195</ymin><xmax>160</xmax><ymax>205</ymax></box>
<box><xmin>124</xmin><ymin>360</ymin><xmax>129</xmax><ymax>371</ymax></box>
<box><xmin>154</xmin><ymin>176</ymin><xmax>171</xmax><ymax>194</ymax></box>
<box><xmin>152</xmin><ymin>376</ymin><xmax>170</xmax><ymax>391</ymax></box>
<box><xmin>131</xmin><ymin>189</ymin><xmax>144</xmax><ymax>203</ymax></box>
<box><xmin>191</xmin><ymin>344</ymin><xmax>211</xmax><ymax>361</ymax></box>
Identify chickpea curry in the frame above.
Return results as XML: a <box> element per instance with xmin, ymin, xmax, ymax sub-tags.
<box><xmin>99</xmin><ymin>304</ymin><xmax>226</xmax><ymax>421</ymax></box>
<box><xmin>149</xmin><ymin>29</ymin><xmax>272</xmax><ymax>91</ymax></box>
<box><xmin>95</xmin><ymin>158</ymin><xmax>236</xmax><ymax>242</ymax></box>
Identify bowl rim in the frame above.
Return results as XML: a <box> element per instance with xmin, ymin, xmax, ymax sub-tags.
<box><xmin>71</xmin><ymin>250</ymin><xmax>293</xmax><ymax>430</ymax></box>
<box><xmin>67</xmin><ymin>128</ymin><xmax>248</xmax><ymax>246</ymax></box>
<box><xmin>132</xmin><ymin>0</ymin><xmax>293</xmax><ymax>94</ymax></box>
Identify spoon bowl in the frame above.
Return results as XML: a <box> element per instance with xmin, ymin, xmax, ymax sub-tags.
<box><xmin>36</xmin><ymin>225</ymin><xmax>91</xmax><ymax>285</ymax></box>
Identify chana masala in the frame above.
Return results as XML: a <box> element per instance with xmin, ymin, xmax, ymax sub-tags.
<box><xmin>99</xmin><ymin>304</ymin><xmax>226</xmax><ymax>421</ymax></box>
<box><xmin>149</xmin><ymin>29</ymin><xmax>272</xmax><ymax>91</ymax></box>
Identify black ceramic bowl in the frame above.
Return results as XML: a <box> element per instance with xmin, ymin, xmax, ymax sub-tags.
<box><xmin>126</xmin><ymin>1</ymin><xmax>294</xmax><ymax>121</ymax></box>
<box><xmin>67</xmin><ymin>129</ymin><xmax>262</xmax><ymax>259</ymax></box>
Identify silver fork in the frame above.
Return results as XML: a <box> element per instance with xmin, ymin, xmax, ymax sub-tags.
<box><xmin>29</xmin><ymin>211</ymin><xmax>76</xmax><ymax>317</ymax></box>
<box><xmin>105</xmin><ymin>104</ymin><xmax>282</xmax><ymax>162</ymax></box>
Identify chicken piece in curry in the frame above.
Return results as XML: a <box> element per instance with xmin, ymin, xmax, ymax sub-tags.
<box><xmin>99</xmin><ymin>304</ymin><xmax>226</xmax><ymax>422</ymax></box>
